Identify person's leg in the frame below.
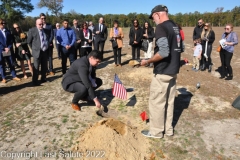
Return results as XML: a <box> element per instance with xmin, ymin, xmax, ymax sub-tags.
<box><xmin>118</xmin><ymin>48</ymin><xmax>122</xmax><ymax>65</ymax></box>
<box><xmin>136</xmin><ymin>45</ymin><xmax>141</xmax><ymax>60</ymax></box>
<box><xmin>99</xmin><ymin>41</ymin><xmax>105</xmax><ymax>60</ymax></box>
<box><xmin>207</xmin><ymin>45</ymin><xmax>212</xmax><ymax>72</ymax></box>
<box><xmin>149</xmin><ymin>74</ymin><xmax>169</xmax><ymax>137</ymax></box>
<box><xmin>32</xmin><ymin>57</ymin><xmax>40</xmax><ymax>84</ymax></box>
<box><xmin>131</xmin><ymin>45</ymin><xmax>135</xmax><ymax>60</ymax></box>
<box><xmin>196</xmin><ymin>57</ymin><xmax>200</xmax><ymax>70</ymax></box>
<box><xmin>56</xmin><ymin>43</ymin><xmax>60</xmax><ymax>59</ymax></box>
<box><xmin>68</xmin><ymin>48</ymin><xmax>76</xmax><ymax>65</ymax></box>
<box><xmin>40</xmin><ymin>50</ymin><xmax>48</xmax><ymax>81</ymax></box>
<box><xmin>147</xmin><ymin>42</ymin><xmax>152</xmax><ymax>59</ymax></box>
<box><xmin>0</xmin><ymin>60</ymin><xmax>6</xmax><ymax>81</ymax></box>
<box><xmin>6</xmin><ymin>56</ymin><xmax>17</xmax><ymax>78</ymax></box>
<box><xmin>20</xmin><ymin>60</ymin><xmax>27</xmax><ymax>78</ymax></box>
<box><xmin>27</xmin><ymin>59</ymin><xmax>33</xmax><ymax>76</ymax></box>
<box><xmin>219</xmin><ymin>50</ymin><xmax>226</xmax><ymax>78</ymax></box>
<box><xmin>113</xmin><ymin>47</ymin><xmax>117</xmax><ymax>65</ymax></box>
<box><xmin>224</xmin><ymin>51</ymin><xmax>233</xmax><ymax>79</ymax></box>
<box><xmin>67</xmin><ymin>82</ymin><xmax>88</xmax><ymax>104</ymax></box>
<box><xmin>86</xmin><ymin>47</ymin><xmax>92</xmax><ymax>55</ymax></box>
<box><xmin>61</xmin><ymin>47</ymin><xmax>68</xmax><ymax>74</ymax></box>
<box><xmin>165</xmin><ymin>74</ymin><xmax>177</xmax><ymax>136</ymax></box>
<box><xmin>48</xmin><ymin>47</ymin><xmax>54</xmax><ymax>74</ymax></box>
<box><xmin>80</xmin><ymin>47</ymin><xmax>86</xmax><ymax>58</ymax></box>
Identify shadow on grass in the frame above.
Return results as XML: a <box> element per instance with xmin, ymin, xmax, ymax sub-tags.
<box><xmin>172</xmin><ymin>87</ymin><xmax>193</xmax><ymax>128</ymax></box>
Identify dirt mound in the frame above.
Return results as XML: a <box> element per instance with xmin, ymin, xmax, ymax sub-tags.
<box><xmin>74</xmin><ymin>118</ymin><xmax>148</xmax><ymax>160</ymax></box>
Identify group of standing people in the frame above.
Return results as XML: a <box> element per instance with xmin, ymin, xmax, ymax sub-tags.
<box><xmin>192</xmin><ymin>18</ymin><xmax>238</xmax><ymax>80</ymax></box>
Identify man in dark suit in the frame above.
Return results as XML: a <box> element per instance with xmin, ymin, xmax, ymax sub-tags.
<box><xmin>27</xmin><ymin>18</ymin><xmax>50</xmax><ymax>86</ymax></box>
<box><xmin>71</xmin><ymin>19</ymin><xmax>81</xmax><ymax>59</ymax></box>
<box><xmin>62</xmin><ymin>50</ymin><xmax>102</xmax><ymax>111</ymax></box>
<box><xmin>40</xmin><ymin>13</ymin><xmax>54</xmax><ymax>76</ymax></box>
<box><xmin>93</xmin><ymin>17</ymin><xmax>108</xmax><ymax>59</ymax></box>
<box><xmin>0</xmin><ymin>19</ymin><xmax>20</xmax><ymax>83</ymax></box>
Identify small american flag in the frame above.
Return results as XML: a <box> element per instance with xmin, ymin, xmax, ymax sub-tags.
<box><xmin>112</xmin><ymin>74</ymin><xmax>127</xmax><ymax>100</ymax></box>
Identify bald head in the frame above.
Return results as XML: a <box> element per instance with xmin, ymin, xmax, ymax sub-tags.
<box><xmin>36</xmin><ymin>19</ymin><xmax>43</xmax><ymax>29</ymax></box>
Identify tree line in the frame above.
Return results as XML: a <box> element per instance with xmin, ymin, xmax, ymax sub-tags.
<box><xmin>1</xmin><ymin>0</ymin><xmax>240</xmax><ymax>31</ymax></box>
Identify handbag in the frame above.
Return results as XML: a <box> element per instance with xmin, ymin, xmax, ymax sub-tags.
<box><xmin>216</xmin><ymin>45</ymin><xmax>221</xmax><ymax>52</ymax></box>
<box><xmin>2</xmin><ymin>50</ymin><xmax>11</xmax><ymax>57</ymax></box>
<box><xmin>141</xmin><ymin>39</ymin><xmax>148</xmax><ymax>52</ymax></box>
<box><xmin>110</xmin><ymin>38</ymin><xmax>118</xmax><ymax>48</ymax></box>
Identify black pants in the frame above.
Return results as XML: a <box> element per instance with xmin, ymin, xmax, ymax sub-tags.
<box><xmin>32</xmin><ymin>50</ymin><xmax>48</xmax><ymax>83</ymax></box>
<box><xmin>131</xmin><ymin>44</ymin><xmax>141</xmax><ymax>60</ymax></box>
<box><xmin>61</xmin><ymin>47</ymin><xmax>76</xmax><ymax>74</ymax></box>
<box><xmin>220</xmin><ymin>49</ymin><xmax>233</xmax><ymax>76</ymax></box>
<box><xmin>80</xmin><ymin>47</ymin><xmax>92</xmax><ymax>58</ymax></box>
<box><xmin>66</xmin><ymin>78</ymin><xmax>102</xmax><ymax>104</ymax></box>
<box><xmin>74</xmin><ymin>42</ymin><xmax>81</xmax><ymax>59</ymax></box>
<box><xmin>94</xmin><ymin>40</ymin><xmax>105</xmax><ymax>59</ymax></box>
<box><xmin>55</xmin><ymin>43</ymin><xmax>62</xmax><ymax>58</ymax></box>
<box><xmin>113</xmin><ymin>47</ymin><xmax>122</xmax><ymax>65</ymax></box>
<box><xmin>47</xmin><ymin>46</ymin><xmax>53</xmax><ymax>72</ymax></box>
<box><xmin>201</xmin><ymin>44</ymin><xmax>212</xmax><ymax>68</ymax></box>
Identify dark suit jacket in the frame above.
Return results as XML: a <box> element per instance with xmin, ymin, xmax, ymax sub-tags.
<box><xmin>79</xmin><ymin>29</ymin><xmax>92</xmax><ymax>47</ymax></box>
<box><xmin>27</xmin><ymin>27</ymin><xmax>50</xmax><ymax>58</ymax></box>
<box><xmin>0</xmin><ymin>28</ymin><xmax>13</xmax><ymax>61</ymax></box>
<box><xmin>53</xmin><ymin>28</ymin><xmax>58</xmax><ymax>44</ymax></box>
<box><xmin>62</xmin><ymin>56</ymin><xmax>97</xmax><ymax>99</ymax></box>
<box><xmin>44</xmin><ymin>23</ymin><xmax>54</xmax><ymax>45</ymax></box>
<box><xmin>129</xmin><ymin>26</ymin><xmax>143</xmax><ymax>45</ymax></box>
<box><xmin>93</xmin><ymin>23</ymin><xmax>108</xmax><ymax>42</ymax></box>
<box><xmin>71</xmin><ymin>25</ymin><xmax>80</xmax><ymax>41</ymax></box>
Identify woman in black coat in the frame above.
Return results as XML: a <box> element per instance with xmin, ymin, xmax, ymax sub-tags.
<box><xmin>200</xmin><ymin>22</ymin><xmax>215</xmax><ymax>72</ymax></box>
<box><xmin>79</xmin><ymin>22</ymin><xmax>93</xmax><ymax>58</ymax></box>
<box><xmin>129</xmin><ymin>19</ymin><xmax>143</xmax><ymax>65</ymax></box>
<box><xmin>12</xmin><ymin>23</ymin><xmax>33</xmax><ymax>79</ymax></box>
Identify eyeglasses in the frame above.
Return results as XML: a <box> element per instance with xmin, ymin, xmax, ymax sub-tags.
<box><xmin>225</xmin><ymin>28</ymin><xmax>230</xmax><ymax>30</ymax></box>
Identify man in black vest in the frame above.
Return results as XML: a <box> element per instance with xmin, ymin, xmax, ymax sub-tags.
<box><xmin>140</xmin><ymin>4</ymin><xmax>181</xmax><ymax>139</ymax></box>
<box><xmin>62</xmin><ymin>50</ymin><xmax>102</xmax><ymax>111</ymax></box>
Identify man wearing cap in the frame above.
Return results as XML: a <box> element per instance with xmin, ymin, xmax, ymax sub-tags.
<box><xmin>140</xmin><ymin>5</ymin><xmax>181</xmax><ymax>138</ymax></box>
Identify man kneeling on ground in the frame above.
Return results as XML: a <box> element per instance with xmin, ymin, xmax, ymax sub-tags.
<box><xmin>62</xmin><ymin>50</ymin><xmax>102</xmax><ymax>110</ymax></box>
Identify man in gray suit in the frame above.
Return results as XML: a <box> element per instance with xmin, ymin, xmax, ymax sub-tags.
<box><xmin>71</xmin><ymin>19</ymin><xmax>81</xmax><ymax>59</ymax></box>
<box><xmin>27</xmin><ymin>19</ymin><xmax>49</xmax><ymax>86</ymax></box>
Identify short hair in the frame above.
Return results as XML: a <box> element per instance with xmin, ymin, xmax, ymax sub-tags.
<box><xmin>0</xmin><ymin>18</ymin><xmax>5</xmax><ymax>24</ymax></box>
<box><xmin>198</xmin><ymin>18</ymin><xmax>203</xmax><ymax>21</ymax></box>
<box><xmin>113</xmin><ymin>20</ymin><xmax>119</xmax><ymax>24</ymax></box>
<box><xmin>73</xmin><ymin>19</ymin><xmax>78</xmax><ymax>23</ymax></box>
<box><xmin>56</xmin><ymin>23</ymin><xmax>60</xmax><ymax>26</ymax></box>
<box><xmin>39</xmin><ymin>13</ymin><xmax>46</xmax><ymax>17</ymax></box>
<box><xmin>88</xmin><ymin>50</ymin><xmax>102</xmax><ymax>60</ymax></box>
<box><xmin>62</xmin><ymin>19</ymin><xmax>69</xmax><ymax>23</ymax></box>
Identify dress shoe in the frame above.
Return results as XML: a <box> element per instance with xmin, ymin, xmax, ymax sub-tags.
<box><xmin>71</xmin><ymin>103</ymin><xmax>81</xmax><ymax>111</ymax></box>
<box><xmin>225</xmin><ymin>75</ymin><xmax>233</xmax><ymax>80</ymax></box>
<box><xmin>208</xmin><ymin>65</ymin><xmax>212</xmax><ymax>73</ymax></box>
<box><xmin>32</xmin><ymin>82</ymin><xmax>40</xmax><ymax>86</ymax></box>
<box><xmin>41</xmin><ymin>79</ymin><xmax>50</xmax><ymax>83</ymax></box>
<box><xmin>13</xmin><ymin>77</ymin><xmax>21</xmax><ymax>81</ymax></box>
<box><xmin>1</xmin><ymin>79</ymin><xmax>6</xmax><ymax>83</ymax></box>
<box><xmin>219</xmin><ymin>76</ymin><xmax>225</xmax><ymax>79</ymax></box>
<box><xmin>49</xmin><ymin>72</ymin><xmax>55</xmax><ymax>76</ymax></box>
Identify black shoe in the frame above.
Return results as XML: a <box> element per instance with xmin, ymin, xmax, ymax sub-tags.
<box><xmin>225</xmin><ymin>76</ymin><xmax>233</xmax><ymax>80</ymax></box>
<box><xmin>32</xmin><ymin>82</ymin><xmax>41</xmax><ymax>86</ymax></box>
<box><xmin>219</xmin><ymin>76</ymin><xmax>225</xmax><ymax>79</ymax></box>
<box><xmin>41</xmin><ymin>79</ymin><xmax>50</xmax><ymax>83</ymax></box>
<box><xmin>208</xmin><ymin>65</ymin><xmax>212</xmax><ymax>72</ymax></box>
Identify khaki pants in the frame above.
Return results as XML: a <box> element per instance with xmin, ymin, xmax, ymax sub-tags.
<box><xmin>149</xmin><ymin>74</ymin><xmax>177</xmax><ymax>136</ymax></box>
<box><xmin>193</xmin><ymin>56</ymin><xmax>200</xmax><ymax>70</ymax></box>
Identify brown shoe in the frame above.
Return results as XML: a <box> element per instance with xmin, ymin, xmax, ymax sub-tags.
<box><xmin>1</xmin><ymin>79</ymin><xmax>6</xmax><ymax>83</ymax></box>
<box><xmin>13</xmin><ymin>77</ymin><xmax>21</xmax><ymax>81</ymax></box>
<box><xmin>71</xmin><ymin>103</ymin><xmax>81</xmax><ymax>111</ymax></box>
<box><xmin>49</xmin><ymin>72</ymin><xmax>55</xmax><ymax>76</ymax></box>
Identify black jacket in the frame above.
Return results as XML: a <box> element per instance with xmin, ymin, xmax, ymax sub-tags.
<box><xmin>62</xmin><ymin>56</ymin><xmax>97</xmax><ymax>99</ymax></box>
<box><xmin>142</xmin><ymin>27</ymin><xmax>155</xmax><ymax>43</ymax></box>
<box><xmin>79</xmin><ymin>29</ymin><xmax>92</xmax><ymax>47</ymax></box>
<box><xmin>193</xmin><ymin>25</ymin><xmax>204</xmax><ymax>40</ymax></box>
<box><xmin>201</xmin><ymin>30</ymin><xmax>215</xmax><ymax>45</ymax></box>
<box><xmin>129</xmin><ymin>26</ymin><xmax>143</xmax><ymax>45</ymax></box>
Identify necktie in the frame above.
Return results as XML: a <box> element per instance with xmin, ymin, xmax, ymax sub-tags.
<box><xmin>40</xmin><ymin>30</ymin><xmax>45</xmax><ymax>50</ymax></box>
<box><xmin>66</xmin><ymin>29</ymin><xmax>70</xmax><ymax>44</ymax></box>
